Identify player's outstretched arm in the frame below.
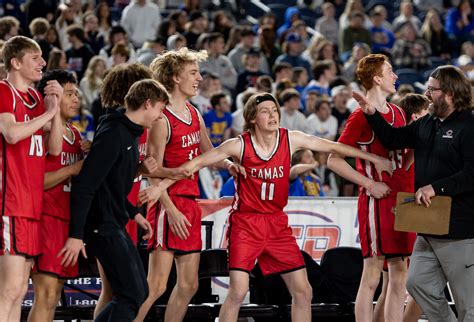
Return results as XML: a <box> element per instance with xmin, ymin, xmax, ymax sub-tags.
<box><xmin>290</xmin><ymin>130</ymin><xmax>393</xmax><ymax>178</ymax></box>
<box><xmin>44</xmin><ymin>160</ymin><xmax>84</xmax><ymax>190</ymax></box>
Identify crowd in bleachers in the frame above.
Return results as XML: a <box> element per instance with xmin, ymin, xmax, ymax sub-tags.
<box><xmin>1</xmin><ymin>0</ymin><xmax>473</xmax><ymax>198</ymax></box>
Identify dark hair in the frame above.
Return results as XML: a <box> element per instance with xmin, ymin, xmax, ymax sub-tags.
<box><xmin>272</xmin><ymin>62</ymin><xmax>292</xmax><ymax>76</ymax></box>
<box><xmin>125</xmin><ymin>79</ymin><xmax>169</xmax><ymax>111</ymax></box>
<box><xmin>280</xmin><ymin>88</ymin><xmax>300</xmax><ymax>104</ymax></box>
<box><xmin>101</xmin><ymin>63</ymin><xmax>152</xmax><ymax>108</ymax></box>
<box><xmin>37</xmin><ymin>70</ymin><xmax>77</xmax><ymax>97</ymax></box>
<box><xmin>210</xmin><ymin>92</ymin><xmax>227</xmax><ymax>109</ymax></box>
<box><xmin>430</xmin><ymin>65</ymin><xmax>473</xmax><ymax>111</ymax></box>
<box><xmin>208</xmin><ymin>32</ymin><xmax>224</xmax><ymax>44</ymax></box>
<box><xmin>399</xmin><ymin>93</ymin><xmax>430</xmax><ymax>120</ymax></box>
<box><xmin>315</xmin><ymin>98</ymin><xmax>331</xmax><ymax>112</ymax></box>
<box><xmin>66</xmin><ymin>24</ymin><xmax>86</xmax><ymax>42</ymax></box>
<box><xmin>312</xmin><ymin>60</ymin><xmax>333</xmax><ymax>81</ymax></box>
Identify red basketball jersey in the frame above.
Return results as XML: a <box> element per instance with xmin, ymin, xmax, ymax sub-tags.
<box><xmin>338</xmin><ymin>103</ymin><xmax>414</xmax><ymax>195</ymax></box>
<box><xmin>162</xmin><ymin>102</ymin><xmax>201</xmax><ymax>197</ymax></box>
<box><xmin>43</xmin><ymin>124</ymin><xmax>84</xmax><ymax>220</ymax></box>
<box><xmin>231</xmin><ymin>128</ymin><xmax>291</xmax><ymax>214</ymax></box>
<box><xmin>127</xmin><ymin>128</ymin><xmax>148</xmax><ymax>205</ymax></box>
<box><xmin>0</xmin><ymin>80</ymin><xmax>46</xmax><ymax>219</ymax></box>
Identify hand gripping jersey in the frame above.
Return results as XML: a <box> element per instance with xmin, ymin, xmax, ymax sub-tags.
<box><xmin>0</xmin><ymin>80</ymin><xmax>46</xmax><ymax>219</ymax></box>
<box><xmin>127</xmin><ymin>128</ymin><xmax>148</xmax><ymax>206</ymax></box>
<box><xmin>231</xmin><ymin>128</ymin><xmax>291</xmax><ymax>214</ymax></box>
<box><xmin>42</xmin><ymin>124</ymin><xmax>84</xmax><ymax>220</ymax></box>
<box><xmin>338</xmin><ymin>103</ymin><xmax>414</xmax><ymax>195</ymax></box>
<box><xmin>162</xmin><ymin>102</ymin><xmax>201</xmax><ymax>197</ymax></box>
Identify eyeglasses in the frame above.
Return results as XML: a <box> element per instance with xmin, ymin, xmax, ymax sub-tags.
<box><xmin>425</xmin><ymin>86</ymin><xmax>442</xmax><ymax>94</ymax></box>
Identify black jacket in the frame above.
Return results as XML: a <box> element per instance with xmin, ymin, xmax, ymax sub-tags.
<box><xmin>365</xmin><ymin>110</ymin><xmax>474</xmax><ymax>239</ymax></box>
<box><xmin>69</xmin><ymin>108</ymin><xmax>143</xmax><ymax>239</ymax></box>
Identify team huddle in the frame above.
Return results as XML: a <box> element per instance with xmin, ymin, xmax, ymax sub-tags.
<box><xmin>0</xmin><ymin>34</ymin><xmax>473</xmax><ymax>322</ymax></box>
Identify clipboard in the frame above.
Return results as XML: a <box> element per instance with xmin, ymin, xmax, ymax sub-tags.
<box><xmin>394</xmin><ymin>192</ymin><xmax>451</xmax><ymax>235</ymax></box>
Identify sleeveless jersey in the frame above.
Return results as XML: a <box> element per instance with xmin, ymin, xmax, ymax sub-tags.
<box><xmin>0</xmin><ymin>80</ymin><xmax>46</xmax><ymax>219</ymax></box>
<box><xmin>162</xmin><ymin>102</ymin><xmax>201</xmax><ymax>197</ymax></box>
<box><xmin>338</xmin><ymin>103</ymin><xmax>414</xmax><ymax>195</ymax></box>
<box><xmin>43</xmin><ymin>124</ymin><xmax>84</xmax><ymax>220</ymax></box>
<box><xmin>231</xmin><ymin>128</ymin><xmax>291</xmax><ymax>214</ymax></box>
<box><xmin>127</xmin><ymin>128</ymin><xmax>148</xmax><ymax>205</ymax></box>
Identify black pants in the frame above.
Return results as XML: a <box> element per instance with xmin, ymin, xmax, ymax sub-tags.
<box><xmin>89</xmin><ymin>230</ymin><xmax>148</xmax><ymax>322</ymax></box>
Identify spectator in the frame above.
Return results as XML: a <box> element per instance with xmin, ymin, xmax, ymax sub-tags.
<box><xmin>303</xmin><ymin>60</ymin><xmax>336</xmax><ymax>100</ymax></box>
<box><xmin>99</xmin><ymin>25</ymin><xmax>137</xmax><ymax>68</ymax></box>
<box><xmin>232</xmin><ymin>90</ymin><xmax>257</xmax><ymax>136</ymax></box>
<box><xmin>121</xmin><ymin>0</ymin><xmax>161</xmax><ymax>48</ymax></box>
<box><xmin>343</xmin><ymin>42</ymin><xmax>371</xmax><ymax>81</ymax></box>
<box><xmin>228</xmin><ymin>27</ymin><xmax>269</xmax><ymax>74</ymax></box>
<box><xmin>259</xmin><ymin>24</ymin><xmax>282</xmax><ymax>71</ymax></box>
<box><xmin>25</xmin><ymin>0</ymin><xmax>58</xmax><ymax>24</ymax></box>
<box><xmin>167</xmin><ymin>33</ymin><xmax>187</xmax><ymax>50</ymax></box>
<box><xmin>372</xmin><ymin>5</ymin><xmax>393</xmax><ymax>31</ymax></box>
<box><xmin>315</xmin><ymin>2</ymin><xmax>339</xmax><ymax>45</ymax></box>
<box><xmin>169</xmin><ymin>9</ymin><xmax>188</xmax><ymax>34</ymax></box>
<box><xmin>292</xmin><ymin>66</ymin><xmax>309</xmax><ymax>95</ymax></box>
<box><xmin>289</xmin><ymin>149</ymin><xmax>325</xmax><ymax>197</ymax></box>
<box><xmin>235</xmin><ymin>73</ymin><xmax>273</xmax><ymax>112</ymax></box>
<box><xmin>393</xmin><ymin>0</ymin><xmax>422</xmax><ymax>33</ymax></box>
<box><xmin>272</xmin><ymin>62</ymin><xmax>293</xmax><ymax>92</ymax></box>
<box><xmin>390</xmin><ymin>84</ymin><xmax>415</xmax><ymax>106</ymax></box>
<box><xmin>183</xmin><ymin>11</ymin><xmax>208</xmax><ymax>49</ymax></box>
<box><xmin>392</xmin><ymin>21</ymin><xmax>432</xmax><ymax>70</ymax></box>
<box><xmin>444</xmin><ymin>0</ymin><xmax>474</xmax><ymax>54</ymax></box>
<box><xmin>277</xmin><ymin>6</ymin><xmax>301</xmax><ymax>39</ymax></box>
<box><xmin>65</xmin><ymin>25</ymin><xmax>94</xmax><ymax>80</ymax></box>
<box><xmin>0</xmin><ymin>16</ymin><xmax>19</xmax><ymax>41</ymax></box>
<box><xmin>331</xmin><ymin>85</ymin><xmax>352</xmax><ymax>136</ymax></box>
<box><xmin>304</xmin><ymin>90</ymin><xmax>321</xmax><ymax>115</ymax></box>
<box><xmin>339</xmin><ymin>11</ymin><xmax>372</xmax><ymax>61</ymax></box>
<box><xmin>236</xmin><ymin>48</ymin><xmax>267</xmax><ymax>97</ymax></box>
<box><xmin>83</xmin><ymin>12</ymin><xmax>104</xmax><ymax>55</ymax></box>
<box><xmin>55</xmin><ymin>1</ymin><xmax>81</xmax><ymax>50</ymax></box>
<box><xmin>191</xmin><ymin>71</ymin><xmax>222</xmax><ymax>114</ymax></box>
<box><xmin>369</xmin><ymin>10</ymin><xmax>395</xmax><ymax>56</ymax></box>
<box><xmin>95</xmin><ymin>2</ymin><xmax>112</xmax><ymax>42</ymax></box>
<box><xmin>111</xmin><ymin>42</ymin><xmax>130</xmax><ymax>67</ymax></box>
<box><xmin>70</xmin><ymin>89</ymin><xmax>95</xmax><ymax>141</ymax></box>
<box><xmin>275</xmin><ymin>33</ymin><xmax>312</xmax><ymax>79</ymax></box>
<box><xmin>339</xmin><ymin>0</ymin><xmax>371</xmax><ymax>31</ymax></box>
<box><xmin>200</xmin><ymin>32</ymin><xmax>237</xmax><ymax>95</ymax></box>
<box><xmin>421</xmin><ymin>9</ymin><xmax>451</xmax><ymax>59</ymax></box>
<box><xmin>301</xmin><ymin>34</ymin><xmax>326</xmax><ymax>66</ymax></box>
<box><xmin>157</xmin><ymin>19</ymin><xmax>177</xmax><ymax>44</ymax></box>
<box><xmin>204</xmin><ymin>92</ymin><xmax>233</xmax><ymax>147</ymax></box>
<box><xmin>46</xmin><ymin>48</ymin><xmax>68</xmax><ymax>71</ymax></box>
<box><xmin>291</xmin><ymin>20</ymin><xmax>311</xmax><ymax>48</ymax></box>
<box><xmin>279</xmin><ymin>88</ymin><xmax>306</xmax><ymax>132</ymax></box>
<box><xmin>304</xmin><ymin>98</ymin><xmax>338</xmax><ymax>141</ymax></box>
<box><xmin>46</xmin><ymin>26</ymin><xmax>61</xmax><ymax>49</ymax></box>
<box><xmin>315</xmin><ymin>152</ymin><xmax>339</xmax><ymax>196</ymax></box>
<box><xmin>29</xmin><ymin>18</ymin><xmax>52</xmax><ymax>62</ymax></box>
<box><xmin>136</xmin><ymin>37</ymin><xmax>166</xmax><ymax>67</ymax></box>
<box><xmin>212</xmin><ymin>10</ymin><xmax>233</xmax><ymax>42</ymax></box>
<box><xmin>225</xmin><ymin>26</ymin><xmax>242</xmax><ymax>54</ymax></box>
<box><xmin>80</xmin><ymin>55</ymin><xmax>107</xmax><ymax>109</ymax></box>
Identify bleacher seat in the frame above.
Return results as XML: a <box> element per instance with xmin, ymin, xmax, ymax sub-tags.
<box><xmin>396</xmin><ymin>68</ymin><xmax>421</xmax><ymax>85</ymax></box>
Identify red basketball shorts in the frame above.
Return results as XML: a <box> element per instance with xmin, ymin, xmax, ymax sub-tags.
<box><xmin>227</xmin><ymin>211</ymin><xmax>305</xmax><ymax>276</ymax></box>
<box><xmin>33</xmin><ymin>214</ymin><xmax>78</xmax><ymax>278</ymax></box>
<box><xmin>358</xmin><ymin>194</ymin><xmax>416</xmax><ymax>258</ymax></box>
<box><xmin>0</xmin><ymin>215</ymin><xmax>40</xmax><ymax>258</ymax></box>
<box><xmin>147</xmin><ymin>195</ymin><xmax>202</xmax><ymax>253</ymax></box>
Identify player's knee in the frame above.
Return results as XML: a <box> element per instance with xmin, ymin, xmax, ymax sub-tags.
<box><xmin>227</xmin><ymin>285</ymin><xmax>248</xmax><ymax>304</ymax></box>
<box><xmin>178</xmin><ymin>279</ymin><xmax>199</xmax><ymax>297</ymax></box>
<box><xmin>362</xmin><ymin>269</ymin><xmax>381</xmax><ymax>291</ymax></box>
<box><xmin>0</xmin><ymin>283</ymin><xmax>25</xmax><ymax>304</ymax></box>
<box><xmin>148</xmin><ymin>279</ymin><xmax>167</xmax><ymax>301</ymax></box>
<box><xmin>39</xmin><ymin>288</ymin><xmax>60</xmax><ymax>310</ymax></box>
<box><xmin>291</xmin><ymin>283</ymin><xmax>312</xmax><ymax>305</ymax></box>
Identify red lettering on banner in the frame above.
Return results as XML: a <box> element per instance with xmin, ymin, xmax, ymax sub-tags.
<box><xmin>291</xmin><ymin>225</ymin><xmax>304</xmax><ymax>239</ymax></box>
<box><xmin>302</xmin><ymin>226</ymin><xmax>341</xmax><ymax>262</ymax></box>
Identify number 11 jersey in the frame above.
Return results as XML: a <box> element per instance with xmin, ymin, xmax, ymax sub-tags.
<box><xmin>232</xmin><ymin>128</ymin><xmax>291</xmax><ymax>214</ymax></box>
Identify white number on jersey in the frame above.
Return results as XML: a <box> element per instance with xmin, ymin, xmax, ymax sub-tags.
<box><xmin>260</xmin><ymin>182</ymin><xmax>275</xmax><ymax>201</ymax></box>
<box><xmin>63</xmin><ymin>180</ymin><xmax>71</xmax><ymax>192</ymax></box>
<box><xmin>29</xmin><ymin>135</ymin><xmax>43</xmax><ymax>157</ymax></box>
<box><xmin>388</xmin><ymin>149</ymin><xmax>403</xmax><ymax>170</ymax></box>
<box><xmin>188</xmin><ymin>147</ymin><xmax>199</xmax><ymax>160</ymax></box>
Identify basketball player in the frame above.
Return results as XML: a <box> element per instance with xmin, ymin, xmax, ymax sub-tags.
<box><xmin>327</xmin><ymin>54</ymin><xmax>416</xmax><ymax>322</ymax></box>
<box><xmin>135</xmin><ymin>48</ymin><xmax>241</xmax><ymax>322</ymax></box>
<box><xmin>28</xmin><ymin>70</ymin><xmax>86</xmax><ymax>322</ymax></box>
<box><xmin>59</xmin><ymin>79</ymin><xmax>168</xmax><ymax>322</ymax></box>
<box><xmin>139</xmin><ymin>92</ymin><xmax>393</xmax><ymax>322</ymax></box>
<box><xmin>0</xmin><ymin>36</ymin><xmax>63</xmax><ymax>322</ymax></box>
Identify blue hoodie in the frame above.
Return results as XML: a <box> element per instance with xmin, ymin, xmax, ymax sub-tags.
<box><xmin>277</xmin><ymin>7</ymin><xmax>300</xmax><ymax>37</ymax></box>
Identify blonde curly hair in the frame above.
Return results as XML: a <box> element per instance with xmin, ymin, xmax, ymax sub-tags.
<box><xmin>149</xmin><ymin>47</ymin><xmax>208</xmax><ymax>92</ymax></box>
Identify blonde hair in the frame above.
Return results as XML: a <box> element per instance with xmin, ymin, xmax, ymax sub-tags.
<box><xmin>243</xmin><ymin>93</ymin><xmax>281</xmax><ymax>132</ymax></box>
<box><xmin>84</xmin><ymin>55</ymin><xmax>107</xmax><ymax>90</ymax></box>
<box><xmin>149</xmin><ymin>47</ymin><xmax>207</xmax><ymax>91</ymax></box>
